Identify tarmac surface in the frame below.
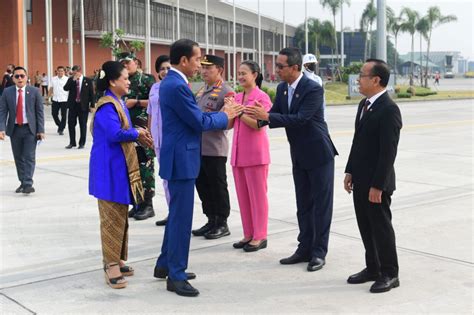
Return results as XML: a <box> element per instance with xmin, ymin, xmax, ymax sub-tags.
<box><xmin>0</xmin><ymin>98</ymin><xmax>473</xmax><ymax>314</ymax></box>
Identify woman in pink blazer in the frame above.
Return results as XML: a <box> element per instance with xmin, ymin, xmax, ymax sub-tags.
<box><xmin>228</xmin><ymin>61</ymin><xmax>271</xmax><ymax>252</ymax></box>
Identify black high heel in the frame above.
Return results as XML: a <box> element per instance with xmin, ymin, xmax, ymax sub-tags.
<box><xmin>104</xmin><ymin>263</ymin><xmax>127</xmax><ymax>289</ymax></box>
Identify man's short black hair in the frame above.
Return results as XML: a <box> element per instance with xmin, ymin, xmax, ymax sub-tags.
<box><xmin>279</xmin><ymin>47</ymin><xmax>302</xmax><ymax>71</ymax></box>
<box><xmin>57</xmin><ymin>66</ymin><xmax>65</xmax><ymax>71</ymax></box>
<box><xmin>366</xmin><ymin>58</ymin><xmax>390</xmax><ymax>87</ymax></box>
<box><xmin>13</xmin><ymin>66</ymin><xmax>27</xmax><ymax>74</ymax></box>
<box><xmin>170</xmin><ymin>39</ymin><xmax>199</xmax><ymax>65</ymax></box>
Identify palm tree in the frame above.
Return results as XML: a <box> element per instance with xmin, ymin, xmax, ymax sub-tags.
<box><xmin>416</xmin><ymin>17</ymin><xmax>430</xmax><ymax>85</ymax></box>
<box><xmin>360</xmin><ymin>0</ymin><xmax>376</xmax><ymax>60</ymax></box>
<box><xmin>387</xmin><ymin>6</ymin><xmax>402</xmax><ymax>84</ymax></box>
<box><xmin>400</xmin><ymin>7</ymin><xmax>419</xmax><ymax>86</ymax></box>
<box><xmin>423</xmin><ymin>6</ymin><xmax>457</xmax><ymax>87</ymax></box>
<box><xmin>320</xmin><ymin>0</ymin><xmax>350</xmax><ymax>66</ymax></box>
<box><xmin>294</xmin><ymin>18</ymin><xmax>335</xmax><ymax>63</ymax></box>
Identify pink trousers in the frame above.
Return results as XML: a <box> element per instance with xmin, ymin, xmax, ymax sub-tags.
<box><xmin>232</xmin><ymin>165</ymin><xmax>269</xmax><ymax>240</ymax></box>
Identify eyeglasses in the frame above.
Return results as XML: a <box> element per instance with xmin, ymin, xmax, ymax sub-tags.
<box><xmin>160</xmin><ymin>66</ymin><xmax>171</xmax><ymax>71</ymax></box>
<box><xmin>275</xmin><ymin>63</ymin><xmax>291</xmax><ymax>70</ymax></box>
<box><xmin>14</xmin><ymin>74</ymin><xmax>26</xmax><ymax>79</ymax></box>
<box><xmin>358</xmin><ymin>73</ymin><xmax>373</xmax><ymax>79</ymax></box>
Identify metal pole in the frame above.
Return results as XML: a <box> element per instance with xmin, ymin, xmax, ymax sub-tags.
<box><xmin>115</xmin><ymin>0</ymin><xmax>119</xmax><ymax>30</ymax></box>
<box><xmin>45</xmin><ymin>0</ymin><xmax>53</xmax><ymax>86</ymax></box>
<box><xmin>23</xmin><ymin>0</ymin><xmax>28</xmax><ymax>69</ymax></box>
<box><xmin>241</xmin><ymin>23</ymin><xmax>244</xmax><ymax>60</ymax></box>
<box><xmin>177</xmin><ymin>0</ymin><xmax>180</xmax><ymax>39</ymax></box>
<box><xmin>376</xmin><ymin>0</ymin><xmax>387</xmax><ymax>61</ymax></box>
<box><xmin>258</xmin><ymin>0</ymin><xmax>261</xmax><ymax>65</ymax></box>
<box><xmin>272</xmin><ymin>31</ymin><xmax>275</xmax><ymax>75</ymax></box>
<box><xmin>283</xmin><ymin>0</ymin><xmax>286</xmax><ymax>47</ymax></box>
<box><xmin>171</xmin><ymin>2</ymin><xmax>175</xmax><ymax>41</ymax></box>
<box><xmin>194</xmin><ymin>10</ymin><xmax>197</xmax><ymax>41</ymax></box>
<box><xmin>80</xmin><ymin>0</ymin><xmax>86</xmax><ymax>75</ymax></box>
<box><xmin>145</xmin><ymin>0</ymin><xmax>151</xmax><ymax>72</ymax></box>
<box><xmin>305</xmin><ymin>0</ymin><xmax>308</xmax><ymax>54</ymax></box>
<box><xmin>205</xmin><ymin>0</ymin><xmax>209</xmax><ymax>53</ymax></box>
<box><xmin>233</xmin><ymin>0</ymin><xmax>236</xmax><ymax>87</ymax></box>
<box><xmin>341</xmin><ymin>3</ymin><xmax>344</xmax><ymax>66</ymax></box>
<box><xmin>227</xmin><ymin>20</ymin><xmax>231</xmax><ymax>81</ymax></box>
<box><xmin>68</xmin><ymin>0</ymin><xmax>73</xmax><ymax>66</ymax></box>
<box><xmin>212</xmin><ymin>14</ymin><xmax>216</xmax><ymax>54</ymax></box>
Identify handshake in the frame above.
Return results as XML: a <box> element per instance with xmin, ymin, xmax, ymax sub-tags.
<box><xmin>221</xmin><ymin>93</ymin><xmax>244</xmax><ymax>119</ymax></box>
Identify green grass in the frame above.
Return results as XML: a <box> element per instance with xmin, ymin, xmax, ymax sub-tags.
<box><xmin>324</xmin><ymin>82</ymin><xmax>474</xmax><ymax>105</ymax></box>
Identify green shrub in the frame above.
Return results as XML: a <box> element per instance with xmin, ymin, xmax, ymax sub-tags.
<box><xmin>234</xmin><ymin>85</ymin><xmax>244</xmax><ymax>93</ymax></box>
<box><xmin>267</xmin><ymin>89</ymin><xmax>276</xmax><ymax>102</ymax></box>
<box><xmin>397</xmin><ymin>92</ymin><xmax>411</xmax><ymax>98</ymax></box>
<box><xmin>407</xmin><ymin>86</ymin><xmax>416</xmax><ymax>96</ymax></box>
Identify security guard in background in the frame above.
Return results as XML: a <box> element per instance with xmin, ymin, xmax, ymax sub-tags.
<box><xmin>192</xmin><ymin>54</ymin><xmax>234</xmax><ymax>239</ymax></box>
<box><xmin>119</xmin><ymin>52</ymin><xmax>157</xmax><ymax>221</ymax></box>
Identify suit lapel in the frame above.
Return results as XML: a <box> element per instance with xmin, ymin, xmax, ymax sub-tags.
<box><xmin>9</xmin><ymin>87</ymin><xmax>16</xmax><ymax>114</ymax></box>
<box><xmin>25</xmin><ymin>86</ymin><xmax>32</xmax><ymax>119</ymax></box>
<box><xmin>356</xmin><ymin>92</ymin><xmax>388</xmax><ymax>132</ymax></box>
<box><xmin>282</xmin><ymin>86</ymin><xmax>289</xmax><ymax>114</ymax></box>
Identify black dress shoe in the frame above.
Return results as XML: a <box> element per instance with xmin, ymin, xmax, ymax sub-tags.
<box><xmin>22</xmin><ymin>186</ymin><xmax>35</xmax><ymax>194</ymax></box>
<box><xmin>307</xmin><ymin>257</ymin><xmax>325</xmax><ymax>272</ymax></box>
<box><xmin>15</xmin><ymin>185</ymin><xmax>23</xmax><ymax>193</ymax></box>
<box><xmin>134</xmin><ymin>202</ymin><xmax>155</xmax><ymax>220</ymax></box>
<box><xmin>347</xmin><ymin>268</ymin><xmax>381</xmax><ymax>284</ymax></box>
<box><xmin>370</xmin><ymin>276</ymin><xmax>400</xmax><ymax>293</ymax></box>
<box><xmin>154</xmin><ymin>266</ymin><xmax>196</xmax><ymax>280</ymax></box>
<box><xmin>204</xmin><ymin>224</ymin><xmax>230</xmax><ymax>239</ymax></box>
<box><xmin>65</xmin><ymin>144</ymin><xmax>76</xmax><ymax>149</ymax></box>
<box><xmin>166</xmin><ymin>279</ymin><xmax>199</xmax><ymax>297</ymax></box>
<box><xmin>279</xmin><ymin>252</ymin><xmax>311</xmax><ymax>265</ymax></box>
<box><xmin>78</xmin><ymin>145</ymin><xmax>85</xmax><ymax>149</ymax></box>
<box><xmin>58</xmin><ymin>131</ymin><xmax>64</xmax><ymax>135</ymax></box>
<box><xmin>243</xmin><ymin>239</ymin><xmax>267</xmax><ymax>252</ymax></box>
<box><xmin>192</xmin><ymin>221</ymin><xmax>214</xmax><ymax>237</ymax></box>
<box><xmin>232</xmin><ymin>239</ymin><xmax>251</xmax><ymax>249</ymax></box>
<box><xmin>128</xmin><ymin>205</ymin><xmax>137</xmax><ymax>218</ymax></box>
<box><xmin>155</xmin><ymin>217</ymin><xmax>168</xmax><ymax>226</ymax></box>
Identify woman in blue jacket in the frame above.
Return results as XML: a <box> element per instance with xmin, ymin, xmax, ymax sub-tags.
<box><xmin>89</xmin><ymin>61</ymin><xmax>153</xmax><ymax>289</ymax></box>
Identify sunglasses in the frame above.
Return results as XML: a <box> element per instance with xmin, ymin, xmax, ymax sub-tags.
<box><xmin>275</xmin><ymin>63</ymin><xmax>291</xmax><ymax>70</ymax></box>
<box><xmin>160</xmin><ymin>66</ymin><xmax>171</xmax><ymax>71</ymax></box>
<box><xmin>14</xmin><ymin>74</ymin><xmax>26</xmax><ymax>79</ymax></box>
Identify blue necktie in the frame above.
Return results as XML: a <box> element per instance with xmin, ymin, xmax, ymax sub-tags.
<box><xmin>288</xmin><ymin>86</ymin><xmax>294</xmax><ymax>110</ymax></box>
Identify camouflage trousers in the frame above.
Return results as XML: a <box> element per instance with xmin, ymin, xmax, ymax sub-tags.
<box><xmin>135</xmin><ymin>144</ymin><xmax>155</xmax><ymax>201</ymax></box>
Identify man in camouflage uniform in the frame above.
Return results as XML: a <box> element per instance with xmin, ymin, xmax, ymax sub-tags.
<box><xmin>192</xmin><ymin>55</ymin><xmax>234</xmax><ymax>239</ymax></box>
<box><xmin>119</xmin><ymin>52</ymin><xmax>156</xmax><ymax>220</ymax></box>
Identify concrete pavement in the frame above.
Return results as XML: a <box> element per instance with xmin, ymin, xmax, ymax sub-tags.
<box><xmin>0</xmin><ymin>99</ymin><xmax>472</xmax><ymax>314</ymax></box>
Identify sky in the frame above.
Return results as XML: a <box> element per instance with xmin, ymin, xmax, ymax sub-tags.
<box><xmin>227</xmin><ymin>0</ymin><xmax>474</xmax><ymax>61</ymax></box>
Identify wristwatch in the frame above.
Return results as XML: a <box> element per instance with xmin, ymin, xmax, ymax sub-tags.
<box><xmin>257</xmin><ymin>119</ymin><xmax>269</xmax><ymax>128</ymax></box>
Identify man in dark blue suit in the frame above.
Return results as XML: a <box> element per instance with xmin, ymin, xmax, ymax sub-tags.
<box><xmin>153</xmin><ymin>39</ymin><xmax>241</xmax><ymax>297</ymax></box>
<box><xmin>246</xmin><ymin>48</ymin><xmax>338</xmax><ymax>272</ymax></box>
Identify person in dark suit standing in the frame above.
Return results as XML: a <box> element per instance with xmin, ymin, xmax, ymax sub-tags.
<box><xmin>0</xmin><ymin>66</ymin><xmax>45</xmax><ymax>194</ymax></box>
<box><xmin>1</xmin><ymin>64</ymin><xmax>15</xmax><ymax>96</ymax></box>
<box><xmin>245</xmin><ymin>47</ymin><xmax>338</xmax><ymax>272</ymax></box>
<box><xmin>154</xmin><ymin>39</ymin><xmax>241</xmax><ymax>297</ymax></box>
<box><xmin>64</xmin><ymin>65</ymin><xmax>94</xmax><ymax>149</ymax></box>
<box><xmin>344</xmin><ymin>59</ymin><xmax>402</xmax><ymax>293</ymax></box>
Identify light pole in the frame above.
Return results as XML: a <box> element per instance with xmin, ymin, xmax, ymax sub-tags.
<box><xmin>376</xmin><ymin>0</ymin><xmax>387</xmax><ymax>61</ymax></box>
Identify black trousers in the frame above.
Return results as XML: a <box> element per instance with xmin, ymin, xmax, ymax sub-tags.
<box><xmin>293</xmin><ymin>159</ymin><xmax>335</xmax><ymax>260</ymax></box>
<box><xmin>41</xmin><ymin>85</ymin><xmax>48</xmax><ymax>96</ymax></box>
<box><xmin>195</xmin><ymin>156</ymin><xmax>230</xmax><ymax>220</ymax></box>
<box><xmin>11</xmin><ymin>124</ymin><xmax>36</xmax><ymax>187</ymax></box>
<box><xmin>353</xmin><ymin>186</ymin><xmax>399</xmax><ymax>277</ymax></box>
<box><xmin>52</xmin><ymin>101</ymin><xmax>68</xmax><ymax>132</ymax></box>
<box><xmin>68</xmin><ymin>102</ymin><xmax>89</xmax><ymax>146</ymax></box>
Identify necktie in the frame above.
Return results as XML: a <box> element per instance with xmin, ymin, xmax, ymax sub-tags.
<box><xmin>288</xmin><ymin>86</ymin><xmax>294</xmax><ymax>110</ymax></box>
<box><xmin>360</xmin><ymin>99</ymin><xmax>370</xmax><ymax>120</ymax></box>
<box><xmin>75</xmin><ymin>80</ymin><xmax>81</xmax><ymax>102</ymax></box>
<box><xmin>17</xmin><ymin>89</ymin><xmax>23</xmax><ymax>125</ymax></box>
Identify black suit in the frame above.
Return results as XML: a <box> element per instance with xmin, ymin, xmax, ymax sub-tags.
<box><xmin>268</xmin><ymin>74</ymin><xmax>338</xmax><ymax>260</ymax></box>
<box><xmin>63</xmin><ymin>76</ymin><xmax>94</xmax><ymax>146</ymax></box>
<box><xmin>345</xmin><ymin>91</ymin><xmax>402</xmax><ymax>277</ymax></box>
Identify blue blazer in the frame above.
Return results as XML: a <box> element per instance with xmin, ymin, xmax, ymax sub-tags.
<box><xmin>268</xmin><ymin>75</ymin><xmax>338</xmax><ymax>169</ymax></box>
<box><xmin>159</xmin><ymin>70</ymin><xmax>228</xmax><ymax>180</ymax></box>
<box><xmin>89</xmin><ymin>93</ymin><xmax>139</xmax><ymax>204</ymax></box>
<box><xmin>0</xmin><ymin>85</ymin><xmax>44</xmax><ymax>136</ymax></box>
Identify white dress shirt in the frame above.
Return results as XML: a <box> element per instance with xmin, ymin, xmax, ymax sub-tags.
<box><xmin>51</xmin><ymin>75</ymin><xmax>69</xmax><ymax>102</ymax></box>
<box><xmin>360</xmin><ymin>89</ymin><xmax>387</xmax><ymax>120</ymax></box>
<box><xmin>15</xmin><ymin>85</ymin><xmax>28</xmax><ymax>124</ymax></box>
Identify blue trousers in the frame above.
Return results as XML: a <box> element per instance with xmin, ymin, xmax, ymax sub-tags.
<box><xmin>293</xmin><ymin>159</ymin><xmax>335</xmax><ymax>259</ymax></box>
<box><xmin>156</xmin><ymin>179</ymin><xmax>195</xmax><ymax>281</ymax></box>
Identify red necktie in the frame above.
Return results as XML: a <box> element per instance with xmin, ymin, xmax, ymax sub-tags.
<box><xmin>360</xmin><ymin>99</ymin><xmax>370</xmax><ymax>121</ymax></box>
<box><xmin>17</xmin><ymin>89</ymin><xmax>23</xmax><ymax>125</ymax></box>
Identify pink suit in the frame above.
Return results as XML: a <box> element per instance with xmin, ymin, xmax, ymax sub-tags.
<box><xmin>231</xmin><ymin>86</ymin><xmax>271</xmax><ymax>240</ymax></box>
